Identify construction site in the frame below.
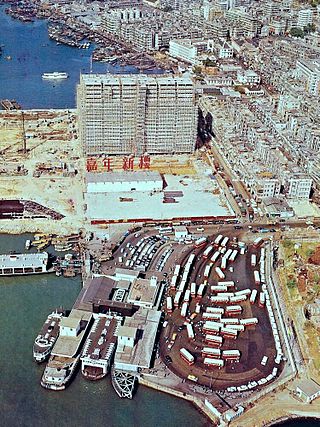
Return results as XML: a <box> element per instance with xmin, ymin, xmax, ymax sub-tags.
<box><xmin>0</xmin><ymin>109</ymin><xmax>85</xmax><ymax>234</ymax></box>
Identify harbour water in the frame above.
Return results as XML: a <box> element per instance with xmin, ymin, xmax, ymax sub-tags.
<box><xmin>0</xmin><ymin>234</ymin><xmax>208</xmax><ymax>427</ymax></box>
<box><xmin>273</xmin><ymin>419</ymin><xmax>320</xmax><ymax>427</ymax></box>
<box><xmin>0</xmin><ymin>5</ymin><xmax>161</xmax><ymax>109</ymax></box>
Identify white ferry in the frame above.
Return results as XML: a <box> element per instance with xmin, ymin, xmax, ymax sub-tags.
<box><xmin>42</xmin><ymin>72</ymin><xmax>69</xmax><ymax>80</ymax></box>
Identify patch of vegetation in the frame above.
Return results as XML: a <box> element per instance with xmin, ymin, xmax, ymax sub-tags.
<box><xmin>287</xmin><ymin>278</ymin><xmax>297</xmax><ymax>289</ymax></box>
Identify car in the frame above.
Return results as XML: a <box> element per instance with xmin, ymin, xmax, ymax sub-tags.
<box><xmin>269</xmin><ymin>228</ymin><xmax>276</xmax><ymax>232</ymax></box>
<box><xmin>197</xmin><ymin>227</ymin><xmax>204</xmax><ymax>232</ymax></box>
<box><xmin>165</xmin><ymin>355</ymin><xmax>172</xmax><ymax>364</ymax></box>
<box><xmin>252</xmin><ymin>229</ymin><xmax>258</xmax><ymax>233</ymax></box>
<box><xmin>234</xmin><ymin>225</ymin><xmax>243</xmax><ymax>229</ymax></box>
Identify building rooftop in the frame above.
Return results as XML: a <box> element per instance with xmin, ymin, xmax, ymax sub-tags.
<box><xmin>127</xmin><ymin>277</ymin><xmax>159</xmax><ymax>307</ymax></box>
<box><xmin>114</xmin><ymin>308</ymin><xmax>161</xmax><ymax>370</ymax></box>
<box><xmin>296</xmin><ymin>379</ymin><xmax>320</xmax><ymax>396</ymax></box>
<box><xmin>80</xmin><ymin>73</ymin><xmax>194</xmax><ymax>86</ymax></box>
<box><xmin>86</xmin><ymin>171</ymin><xmax>162</xmax><ymax>185</ymax></box>
<box><xmin>52</xmin><ymin>309</ymin><xmax>92</xmax><ymax>358</ymax></box>
<box><xmin>86</xmin><ymin>174</ymin><xmax>233</xmax><ymax>222</ymax></box>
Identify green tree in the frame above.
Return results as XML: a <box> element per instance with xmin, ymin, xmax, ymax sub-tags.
<box><xmin>287</xmin><ymin>278</ymin><xmax>297</xmax><ymax>289</ymax></box>
<box><xmin>290</xmin><ymin>28</ymin><xmax>305</xmax><ymax>38</ymax></box>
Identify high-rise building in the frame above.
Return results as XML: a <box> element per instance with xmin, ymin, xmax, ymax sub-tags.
<box><xmin>77</xmin><ymin>74</ymin><xmax>198</xmax><ymax>155</ymax></box>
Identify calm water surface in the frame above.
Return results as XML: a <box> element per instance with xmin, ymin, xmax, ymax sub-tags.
<box><xmin>0</xmin><ymin>5</ymin><xmax>161</xmax><ymax>109</ymax></box>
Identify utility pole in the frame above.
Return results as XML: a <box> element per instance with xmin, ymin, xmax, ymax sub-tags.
<box><xmin>21</xmin><ymin>111</ymin><xmax>26</xmax><ymax>154</ymax></box>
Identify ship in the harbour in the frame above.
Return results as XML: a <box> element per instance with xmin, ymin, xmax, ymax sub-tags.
<box><xmin>81</xmin><ymin>314</ymin><xmax>121</xmax><ymax>380</ymax></box>
<box><xmin>41</xmin><ymin>309</ymin><xmax>92</xmax><ymax>390</ymax></box>
<box><xmin>33</xmin><ymin>309</ymin><xmax>66</xmax><ymax>363</ymax></box>
<box><xmin>42</xmin><ymin>72</ymin><xmax>69</xmax><ymax>80</ymax></box>
<box><xmin>0</xmin><ymin>252</ymin><xmax>51</xmax><ymax>276</ymax></box>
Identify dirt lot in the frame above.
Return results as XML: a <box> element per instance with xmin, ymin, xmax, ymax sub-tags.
<box><xmin>159</xmin><ymin>233</ymin><xmax>280</xmax><ymax>390</ymax></box>
<box><xmin>278</xmin><ymin>239</ymin><xmax>320</xmax><ymax>381</ymax></box>
<box><xmin>0</xmin><ymin>109</ymin><xmax>85</xmax><ymax>234</ymax></box>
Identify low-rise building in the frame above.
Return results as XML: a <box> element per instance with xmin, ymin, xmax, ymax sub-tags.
<box><xmin>296</xmin><ymin>379</ymin><xmax>320</xmax><ymax>403</ymax></box>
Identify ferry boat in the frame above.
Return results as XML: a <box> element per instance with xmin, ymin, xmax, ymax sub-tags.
<box><xmin>41</xmin><ymin>309</ymin><xmax>92</xmax><ymax>390</ymax></box>
<box><xmin>0</xmin><ymin>252</ymin><xmax>50</xmax><ymax>276</ymax></box>
<box><xmin>33</xmin><ymin>310</ymin><xmax>66</xmax><ymax>363</ymax></box>
<box><xmin>81</xmin><ymin>315</ymin><xmax>121</xmax><ymax>380</ymax></box>
<box><xmin>42</xmin><ymin>72</ymin><xmax>69</xmax><ymax>80</ymax></box>
<box><xmin>25</xmin><ymin>239</ymin><xmax>31</xmax><ymax>250</ymax></box>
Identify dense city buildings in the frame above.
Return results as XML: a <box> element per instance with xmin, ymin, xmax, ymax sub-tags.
<box><xmin>77</xmin><ymin>74</ymin><xmax>197</xmax><ymax>155</ymax></box>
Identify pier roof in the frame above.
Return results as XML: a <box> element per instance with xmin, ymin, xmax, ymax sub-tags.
<box><xmin>52</xmin><ymin>309</ymin><xmax>92</xmax><ymax>358</ymax></box>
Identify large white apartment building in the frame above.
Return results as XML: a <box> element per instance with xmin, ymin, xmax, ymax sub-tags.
<box><xmin>77</xmin><ymin>74</ymin><xmax>198</xmax><ymax>156</ymax></box>
<box><xmin>287</xmin><ymin>174</ymin><xmax>312</xmax><ymax>199</ymax></box>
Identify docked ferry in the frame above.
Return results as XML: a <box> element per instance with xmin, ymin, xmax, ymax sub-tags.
<box><xmin>33</xmin><ymin>310</ymin><xmax>66</xmax><ymax>363</ymax></box>
<box><xmin>42</xmin><ymin>72</ymin><xmax>69</xmax><ymax>80</ymax></box>
<box><xmin>0</xmin><ymin>252</ymin><xmax>50</xmax><ymax>276</ymax></box>
<box><xmin>81</xmin><ymin>315</ymin><xmax>121</xmax><ymax>380</ymax></box>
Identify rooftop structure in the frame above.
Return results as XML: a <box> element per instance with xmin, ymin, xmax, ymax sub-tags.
<box><xmin>77</xmin><ymin>74</ymin><xmax>197</xmax><ymax>156</ymax></box>
<box><xmin>114</xmin><ymin>308</ymin><xmax>161</xmax><ymax>372</ymax></box>
<box><xmin>296</xmin><ymin>379</ymin><xmax>320</xmax><ymax>403</ymax></box>
<box><xmin>127</xmin><ymin>276</ymin><xmax>159</xmax><ymax>308</ymax></box>
<box><xmin>86</xmin><ymin>171</ymin><xmax>163</xmax><ymax>193</ymax></box>
<box><xmin>52</xmin><ymin>309</ymin><xmax>92</xmax><ymax>358</ymax></box>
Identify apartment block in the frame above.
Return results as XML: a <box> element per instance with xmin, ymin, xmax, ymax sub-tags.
<box><xmin>77</xmin><ymin>74</ymin><xmax>198</xmax><ymax>156</ymax></box>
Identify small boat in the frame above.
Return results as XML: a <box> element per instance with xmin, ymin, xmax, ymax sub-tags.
<box><xmin>42</xmin><ymin>72</ymin><xmax>68</xmax><ymax>80</ymax></box>
<box><xmin>25</xmin><ymin>239</ymin><xmax>31</xmax><ymax>250</ymax></box>
<box><xmin>33</xmin><ymin>309</ymin><xmax>65</xmax><ymax>363</ymax></box>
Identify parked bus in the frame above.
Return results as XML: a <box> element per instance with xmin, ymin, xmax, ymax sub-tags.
<box><xmin>259</xmin><ymin>292</ymin><xmax>266</xmax><ymax>307</ymax></box>
<box><xmin>201</xmin><ymin>347</ymin><xmax>221</xmax><ymax>359</ymax></box>
<box><xmin>181</xmin><ymin>302</ymin><xmax>188</xmax><ymax>318</ymax></box>
<box><xmin>222</xmin><ymin>350</ymin><xmax>241</xmax><ymax>362</ymax></box>
<box><xmin>251</xmin><ymin>254</ymin><xmax>257</xmax><ymax>267</ymax></box>
<box><xmin>210</xmin><ymin>251</ymin><xmax>220</xmax><ymax>263</ymax></box>
<box><xmin>221</xmin><ymin>327</ymin><xmax>238</xmax><ymax>339</ymax></box>
<box><xmin>215</xmin><ymin>266</ymin><xmax>225</xmax><ymax>279</ymax></box>
<box><xmin>203</xmin><ymin>358</ymin><xmax>224</xmax><ymax>368</ymax></box>
<box><xmin>194</xmin><ymin>237</ymin><xmax>207</xmax><ymax>248</ymax></box>
<box><xmin>214</xmin><ymin>234</ymin><xmax>223</xmax><ymax>247</ymax></box>
<box><xmin>240</xmin><ymin>317</ymin><xmax>259</xmax><ymax>326</ymax></box>
<box><xmin>203</xmin><ymin>245</ymin><xmax>213</xmax><ymax>259</ymax></box>
<box><xmin>221</xmin><ymin>236</ymin><xmax>229</xmax><ymax>248</ymax></box>
<box><xmin>229</xmin><ymin>250</ymin><xmax>238</xmax><ymax>262</ymax></box>
<box><xmin>254</xmin><ymin>270</ymin><xmax>261</xmax><ymax>285</ymax></box>
<box><xmin>191</xmin><ymin>282</ymin><xmax>196</xmax><ymax>297</ymax></box>
<box><xmin>166</xmin><ymin>296</ymin><xmax>173</xmax><ymax>313</ymax></box>
<box><xmin>250</xmin><ymin>289</ymin><xmax>258</xmax><ymax>304</ymax></box>
<box><xmin>205</xmin><ymin>334</ymin><xmax>223</xmax><ymax>347</ymax></box>
<box><xmin>179</xmin><ymin>348</ymin><xmax>194</xmax><ymax>365</ymax></box>
<box><xmin>187</xmin><ymin>323</ymin><xmax>195</xmax><ymax>340</ymax></box>
<box><xmin>203</xmin><ymin>263</ymin><xmax>213</xmax><ymax>278</ymax></box>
